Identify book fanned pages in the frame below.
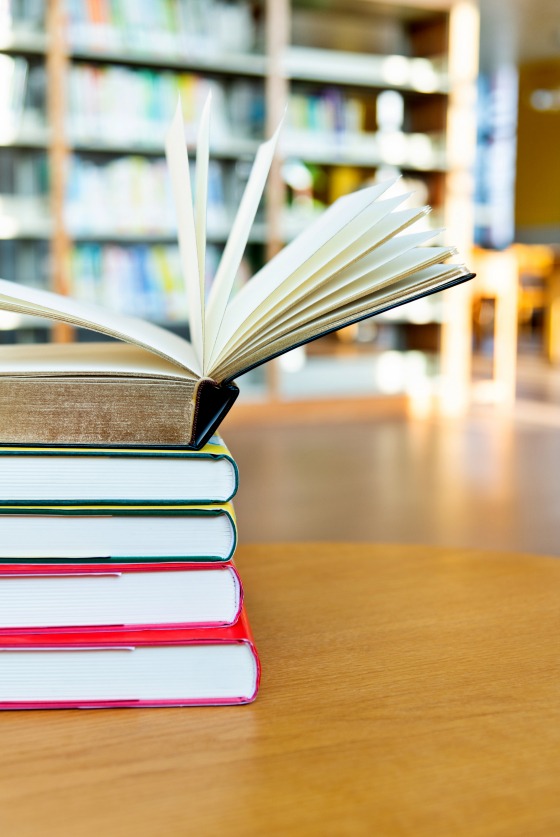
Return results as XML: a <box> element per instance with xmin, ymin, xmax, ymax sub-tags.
<box><xmin>0</xmin><ymin>560</ymin><xmax>243</xmax><ymax>632</ymax></box>
<box><xmin>0</xmin><ymin>606</ymin><xmax>259</xmax><ymax>708</ymax></box>
<box><xmin>0</xmin><ymin>100</ymin><xmax>474</xmax><ymax>448</ymax></box>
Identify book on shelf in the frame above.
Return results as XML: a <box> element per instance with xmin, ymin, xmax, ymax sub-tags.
<box><xmin>0</xmin><ymin>53</ymin><xmax>28</xmax><ymax>130</ymax></box>
<box><xmin>67</xmin><ymin>64</ymin><xmax>263</xmax><ymax>147</ymax></box>
<box><xmin>288</xmin><ymin>88</ymin><xmax>370</xmax><ymax>136</ymax></box>
<box><xmin>66</xmin><ymin>154</ymin><xmax>235</xmax><ymax>238</ymax></box>
<box><xmin>64</xmin><ymin>0</ymin><xmax>259</xmax><ymax>57</ymax></box>
<box><xmin>0</xmin><ymin>100</ymin><xmax>473</xmax><ymax>448</ymax></box>
<box><xmin>0</xmin><ymin>502</ymin><xmax>237</xmax><ymax>562</ymax></box>
<box><xmin>69</xmin><ymin>242</ymin><xmax>253</xmax><ymax>325</ymax></box>
<box><xmin>0</xmin><ymin>559</ymin><xmax>242</xmax><ymax>631</ymax></box>
<box><xmin>2</xmin><ymin>0</ymin><xmax>45</xmax><ymax>34</ymax></box>
<box><xmin>70</xmin><ymin>243</ymin><xmax>189</xmax><ymax>322</ymax></box>
<box><xmin>0</xmin><ymin>240</ymin><xmax>48</xmax><ymax>293</ymax></box>
<box><xmin>0</xmin><ymin>149</ymin><xmax>48</xmax><ymax>197</ymax></box>
<box><xmin>0</xmin><ymin>607</ymin><xmax>259</xmax><ymax>708</ymax></box>
<box><xmin>0</xmin><ymin>435</ymin><xmax>238</xmax><ymax>505</ymax></box>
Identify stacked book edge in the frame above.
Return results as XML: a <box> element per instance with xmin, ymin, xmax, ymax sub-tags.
<box><xmin>0</xmin><ymin>435</ymin><xmax>260</xmax><ymax>708</ymax></box>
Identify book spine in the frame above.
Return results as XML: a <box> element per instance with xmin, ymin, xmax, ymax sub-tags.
<box><xmin>191</xmin><ymin>378</ymin><xmax>240</xmax><ymax>450</ymax></box>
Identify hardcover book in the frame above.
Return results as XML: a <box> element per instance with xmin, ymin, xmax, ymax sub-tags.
<box><xmin>0</xmin><ymin>434</ymin><xmax>238</xmax><ymax>505</ymax></box>
<box><xmin>0</xmin><ymin>502</ymin><xmax>237</xmax><ymax>562</ymax></box>
<box><xmin>0</xmin><ymin>560</ymin><xmax>243</xmax><ymax>631</ymax></box>
<box><xmin>0</xmin><ymin>607</ymin><xmax>259</xmax><ymax>708</ymax></box>
<box><xmin>0</xmin><ymin>100</ymin><xmax>473</xmax><ymax>448</ymax></box>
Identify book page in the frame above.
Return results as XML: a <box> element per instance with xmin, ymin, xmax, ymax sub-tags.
<box><xmin>165</xmin><ymin>99</ymin><xmax>204</xmax><ymax>370</ymax></box>
<box><xmin>217</xmin><ymin>264</ymin><xmax>466</xmax><ymax>380</ymax></box>
<box><xmin>208</xmin><ymin>182</ymin><xmax>398</xmax><ymax>369</ymax></box>
<box><xmin>233</xmin><ymin>214</ymin><xmax>435</xmax><ymax>353</ymax></box>
<box><xmin>210</xmin><ymin>202</ymin><xmax>426</xmax><ymax>369</ymax></box>
<box><xmin>0</xmin><ymin>279</ymin><xmax>202</xmax><ymax>377</ymax></box>
<box><xmin>217</xmin><ymin>254</ymin><xmax>453</xmax><ymax>376</ymax></box>
<box><xmin>226</xmin><ymin>236</ymin><xmax>449</xmax><ymax>359</ymax></box>
<box><xmin>0</xmin><ymin>342</ymin><xmax>196</xmax><ymax>380</ymax></box>
<box><xmin>203</xmin><ymin>123</ymin><xmax>281</xmax><ymax>364</ymax></box>
<box><xmin>294</xmin><ymin>265</ymin><xmax>465</xmax><ymax>342</ymax></box>
<box><xmin>231</xmin><ymin>245</ymin><xmax>455</xmax><ymax>358</ymax></box>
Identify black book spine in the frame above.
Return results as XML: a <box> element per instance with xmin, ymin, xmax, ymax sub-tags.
<box><xmin>190</xmin><ymin>380</ymin><xmax>240</xmax><ymax>450</ymax></box>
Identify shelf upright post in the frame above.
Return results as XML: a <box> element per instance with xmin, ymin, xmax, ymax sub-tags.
<box><xmin>46</xmin><ymin>0</ymin><xmax>74</xmax><ymax>343</ymax></box>
<box><xmin>439</xmin><ymin>0</ymin><xmax>479</xmax><ymax>415</ymax></box>
<box><xmin>264</xmin><ymin>0</ymin><xmax>290</xmax><ymax>402</ymax></box>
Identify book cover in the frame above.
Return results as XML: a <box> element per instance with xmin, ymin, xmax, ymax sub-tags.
<box><xmin>0</xmin><ymin>607</ymin><xmax>259</xmax><ymax>708</ymax></box>
<box><xmin>0</xmin><ymin>559</ymin><xmax>243</xmax><ymax>632</ymax></box>
<box><xmin>0</xmin><ymin>502</ymin><xmax>237</xmax><ymax>562</ymax></box>
<box><xmin>0</xmin><ymin>434</ymin><xmax>239</xmax><ymax>505</ymax></box>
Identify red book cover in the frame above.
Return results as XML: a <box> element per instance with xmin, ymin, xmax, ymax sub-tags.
<box><xmin>0</xmin><ymin>561</ymin><xmax>243</xmax><ymax>633</ymax></box>
<box><xmin>0</xmin><ymin>607</ymin><xmax>260</xmax><ymax>709</ymax></box>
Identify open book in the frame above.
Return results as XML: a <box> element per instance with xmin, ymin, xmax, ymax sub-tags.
<box><xmin>0</xmin><ymin>101</ymin><xmax>473</xmax><ymax>448</ymax></box>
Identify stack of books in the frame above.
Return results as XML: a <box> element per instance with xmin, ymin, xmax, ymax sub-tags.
<box><xmin>0</xmin><ymin>436</ymin><xmax>260</xmax><ymax>708</ymax></box>
<box><xmin>0</xmin><ymin>101</ymin><xmax>472</xmax><ymax>709</ymax></box>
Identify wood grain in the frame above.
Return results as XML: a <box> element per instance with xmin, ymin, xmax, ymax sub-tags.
<box><xmin>0</xmin><ymin>543</ymin><xmax>559</xmax><ymax>836</ymax></box>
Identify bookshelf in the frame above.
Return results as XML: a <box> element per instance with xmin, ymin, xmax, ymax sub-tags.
<box><xmin>0</xmin><ymin>0</ymin><xmax>478</xmax><ymax>414</ymax></box>
<box><xmin>0</xmin><ymin>0</ymin><xmax>268</xmax><ymax>341</ymax></box>
<box><xmin>265</xmin><ymin>0</ymin><xmax>479</xmax><ymax>412</ymax></box>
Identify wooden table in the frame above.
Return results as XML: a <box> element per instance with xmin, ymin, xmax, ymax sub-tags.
<box><xmin>1</xmin><ymin>543</ymin><xmax>560</xmax><ymax>836</ymax></box>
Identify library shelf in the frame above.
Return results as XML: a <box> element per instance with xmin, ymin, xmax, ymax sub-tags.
<box><xmin>281</xmin><ymin>132</ymin><xmax>448</xmax><ymax>171</ymax></box>
<box><xmin>283</xmin><ymin>46</ymin><xmax>450</xmax><ymax>94</ymax></box>
<box><xmin>0</xmin><ymin>131</ymin><xmax>261</xmax><ymax>160</ymax></box>
<box><xmin>69</xmin><ymin>46</ymin><xmax>268</xmax><ymax>78</ymax></box>
<box><xmin>0</xmin><ymin>29</ymin><xmax>47</xmax><ymax>55</ymax></box>
<box><xmin>70</xmin><ymin>137</ymin><xmax>262</xmax><ymax>160</ymax></box>
<box><xmin>0</xmin><ymin>124</ymin><xmax>50</xmax><ymax>149</ymax></box>
<box><xmin>0</xmin><ymin>0</ymin><xmax>478</xmax><ymax>415</ymax></box>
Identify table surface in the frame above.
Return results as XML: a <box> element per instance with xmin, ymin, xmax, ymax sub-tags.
<box><xmin>1</xmin><ymin>542</ymin><xmax>560</xmax><ymax>837</ymax></box>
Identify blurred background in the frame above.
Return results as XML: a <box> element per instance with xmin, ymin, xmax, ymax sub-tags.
<box><xmin>0</xmin><ymin>0</ymin><xmax>559</xmax><ymax>553</ymax></box>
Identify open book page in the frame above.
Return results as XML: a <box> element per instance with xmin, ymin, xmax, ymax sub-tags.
<box><xmin>0</xmin><ymin>341</ymin><xmax>195</xmax><ymax>379</ymax></box>
<box><xmin>226</xmin><ymin>217</ymin><xmax>437</xmax><ymax>355</ymax></box>
<box><xmin>222</xmin><ymin>238</ymin><xmax>452</xmax><ymax>361</ymax></box>
<box><xmin>207</xmin><ymin>182</ymin><xmax>396</xmax><ymax>369</ymax></box>
<box><xmin>230</xmin><ymin>244</ymin><xmax>456</xmax><ymax>359</ymax></box>
<box><xmin>165</xmin><ymin>100</ymin><xmax>204</xmax><ymax>370</ymax></box>
<box><xmin>216</xmin><ymin>263</ymin><xmax>466</xmax><ymax>381</ymax></box>
<box><xmin>209</xmin><ymin>202</ymin><xmax>428</xmax><ymax>370</ymax></box>
<box><xmin>203</xmin><ymin>123</ymin><xmax>281</xmax><ymax>365</ymax></box>
<box><xmin>0</xmin><ymin>279</ymin><xmax>202</xmax><ymax>377</ymax></box>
